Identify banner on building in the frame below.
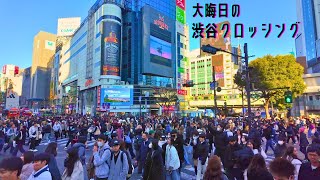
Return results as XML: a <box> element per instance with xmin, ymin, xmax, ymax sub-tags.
<box><xmin>101</xmin><ymin>21</ymin><xmax>121</xmax><ymax>76</ymax></box>
<box><xmin>212</xmin><ymin>54</ymin><xmax>225</xmax><ymax>87</ymax></box>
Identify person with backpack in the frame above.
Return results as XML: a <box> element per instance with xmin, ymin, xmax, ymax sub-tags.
<box><xmin>12</xmin><ymin>125</ymin><xmax>26</xmax><ymax>156</ymax></box>
<box><xmin>72</xmin><ymin>136</ymin><xmax>88</xmax><ymax>180</ymax></box>
<box><xmin>108</xmin><ymin>139</ymin><xmax>129</xmax><ymax>180</ymax></box>
<box><xmin>124</xmin><ymin>131</ymin><xmax>135</xmax><ymax>159</ymax></box>
<box><xmin>119</xmin><ymin>141</ymin><xmax>134</xmax><ymax>180</ymax></box>
<box><xmin>44</xmin><ymin>142</ymin><xmax>61</xmax><ymax>180</ymax></box>
<box><xmin>43</xmin><ymin>122</ymin><xmax>52</xmax><ymax>145</ymax></box>
<box><xmin>28</xmin><ymin>153</ymin><xmax>52</xmax><ymax>180</ymax></box>
<box><xmin>93</xmin><ymin>134</ymin><xmax>111</xmax><ymax>180</ymax></box>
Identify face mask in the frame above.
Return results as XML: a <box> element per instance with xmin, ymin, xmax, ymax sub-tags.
<box><xmin>148</xmin><ymin>143</ymin><xmax>152</xmax><ymax>149</ymax></box>
<box><xmin>193</xmin><ymin>136</ymin><xmax>198</xmax><ymax>139</ymax></box>
<box><xmin>278</xmin><ymin>141</ymin><xmax>284</xmax><ymax>145</ymax></box>
<box><xmin>97</xmin><ymin>142</ymin><xmax>104</xmax><ymax>147</ymax></box>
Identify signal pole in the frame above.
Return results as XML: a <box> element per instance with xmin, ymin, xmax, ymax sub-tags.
<box><xmin>244</xmin><ymin>43</ymin><xmax>252</xmax><ymax>120</ymax></box>
<box><xmin>212</xmin><ymin>66</ymin><xmax>218</xmax><ymax>117</ymax></box>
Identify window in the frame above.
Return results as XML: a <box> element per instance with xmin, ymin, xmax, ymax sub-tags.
<box><xmin>316</xmin><ymin>95</ymin><xmax>320</xmax><ymax>100</ymax></box>
<box><xmin>309</xmin><ymin>96</ymin><xmax>314</xmax><ymax>101</ymax></box>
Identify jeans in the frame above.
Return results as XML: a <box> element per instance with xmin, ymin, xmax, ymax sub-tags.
<box><xmin>265</xmin><ymin>139</ymin><xmax>275</xmax><ymax>153</ymax></box>
<box><xmin>287</xmin><ymin>136</ymin><xmax>296</xmax><ymax>144</ymax></box>
<box><xmin>4</xmin><ymin>141</ymin><xmax>14</xmax><ymax>153</ymax></box>
<box><xmin>12</xmin><ymin>143</ymin><xmax>25</xmax><ymax>156</ymax></box>
<box><xmin>126</xmin><ymin>143</ymin><xmax>135</xmax><ymax>158</ymax></box>
<box><xmin>43</xmin><ymin>133</ymin><xmax>51</xmax><ymax>143</ymax></box>
<box><xmin>166</xmin><ymin>169</ymin><xmax>180</xmax><ymax>180</ymax></box>
<box><xmin>0</xmin><ymin>138</ymin><xmax>4</xmax><ymax>151</ymax></box>
<box><xmin>183</xmin><ymin>145</ymin><xmax>192</xmax><ymax>165</ymax></box>
<box><xmin>196</xmin><ymin>157</ymin><xmax>208</xmax><ymax>180</ymax></box>
<box><xmin>54</xmin><ymin>131</ymin><xmax>60</xmax><ymax>141</ymax></box>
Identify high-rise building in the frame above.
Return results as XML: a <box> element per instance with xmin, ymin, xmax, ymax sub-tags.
<box><xmin>295</xmin><ymin>0</ymin><xmax>318</xmax><ymax>73</ymax></box>
<box><xmin>52</xmin><ymin>0</ymin><xmax>182</xmax><ymax>115</ymax></box>
<box><xmin>21</xmin><ymin>67</ymin><xmax>31</xmax><ymax>107</ymax></box>
<box><xmin>30</xmin><ymin>31</ymin><xmax>57</xmax><ymax>106</ymax></box>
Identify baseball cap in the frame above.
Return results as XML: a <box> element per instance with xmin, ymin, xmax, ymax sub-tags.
<box><xmin>111</xmin><ymin>139</ymin><xmax>120</xmax><ymax>146</ymax></box>
<box><xmin>199</xmin><ymin>133</ymin><xmax>206</xmax><ymax>138</ymax></box>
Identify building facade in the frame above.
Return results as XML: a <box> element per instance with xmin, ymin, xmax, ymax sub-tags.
<box><xmin>30</xmin><ymin>31</ymin><xmax>57</xmax><ymax>105</ymax></box>
<box><xmin>51</xmin><ymin>0</ymin><xmax>184</xmax><ymax>115</ymax></box>
<box><xmin>21</xmin><ymin>67</ymin><xmax>31</xmax><ymax>107</ymax></box>
<box><xmin>1</xmin><ymin>65</ymin><xmax>23</xmax><ymax>109</ymax></box>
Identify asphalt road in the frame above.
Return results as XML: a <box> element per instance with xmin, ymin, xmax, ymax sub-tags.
<box><xmin>0</xmin><ymin>137</ymin><xmax>304</xmax><ymax>180</ymax></box>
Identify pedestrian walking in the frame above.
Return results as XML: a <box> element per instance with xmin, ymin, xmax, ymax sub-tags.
<box><xmin>20</xmin><ymin>151</ymin><xmax>35</xmax><ymax>180</ymax></box>
<box><xmin>108</xmin><ymin>139</ymin><xmax>129</xmax><ymax>180</ymax></box>
<box><xmin>0</xmin><ymin>156</ymin><xmax>24</xmax><ymax>180</ymax></box>
<box><xmin>269</xmin><ymin>158</ymin><xmax>295</xmax><ymax>180</ymax></box>
<box><xmin>27</xmin><ymin>153</ymin><xmax>52</xmax><ymax>180</ymax></box>
<box><xmin>44</xmin><ymin>142</ymin><xmax>61</xmax><ymax>180</ymax></box>
<box><xmin>93</xmin><ymin>134</ymin><xmax>111</xmax><ymax>180</ymax></box>
<box><xmin>165</xmin><ymin>137</ymin><xmax>180</xmax><ymax>180</ymax></box>
<box><xmin>62</xmin><ymin>147</ymin><xmax>84</xmax><ymax>180</ymax></box>
<box><xmin>143</xmin><ymin>139</ymin><xmax>165</xmax><ymax>180</ymax></box>
<box><xmin>298</xmin><ymin>144</ymin><xmax>320</xmax><ymax>180</ymax></box>
<box><xmin>203</xmin><ymin>155</ymin><xmax>229</xmax><ymax>180</ymax></box>
<box><xmin>247</xmin><ymin>154</ymin><xmax>273</xmax><ymax>180</ymax></box>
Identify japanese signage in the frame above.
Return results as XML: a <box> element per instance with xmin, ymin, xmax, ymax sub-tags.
<box><xmin>97</xmin><ymin>86</ymin><xmax>101</xmax><ymax>107</ymax></box>
<box><xmin>212</xmin><ymin>54</ymin><xmax>225</xmax><ymax>87</ymax></box>
<box><xmin>101</xmin><ymin>21</ymin><xmax>121</xmax><ymax>76</ymax></box>
<box><xmin>176</xmin><ymin>7</ymin><xmax>186</xmax><ymax>24</ymax></box>
<box><xmin>176</xmin><ymin>0</ymin><xmax>185</xmax><ymax>10</ymax></box>
<box><xmin>177</xmin><ymin>89</ymin><xmax>187</xmax><ymax>95</ymax></box>
<box><xmin>201</xmin><ymin>21</ymin><xmax>231</xmax><ymax>56</ymax></box>
<box><xmin>154</xmin><ymin>14</ymin><xmax>169</xmax><ymax>30</ymax></box>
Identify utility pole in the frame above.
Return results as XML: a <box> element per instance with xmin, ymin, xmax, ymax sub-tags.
<box><xmin>212</xmin><ymin>66</ymin><xmax>218</xmax><ymax>118</ymax></box>
<box><xmin>242</xmin><ymin>87</ymin><xmax>245</xmax><ymax>116</ymax></box>
<box><xmin>244</xmin><ymin>43</ymin><xmax>252</xmax><ymax>120</ymax></box>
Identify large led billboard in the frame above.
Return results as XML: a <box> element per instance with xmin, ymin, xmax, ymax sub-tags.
<box><xmin>101</xmin><ymin>21</ymin><xmax>121</xmax><ymax>76</ymax></box>
<box><xmin>150</xmin><ymin>36</ymin><xmax>172</xmax><ymax>66</ymax></box>
<box><xmin>100</xmin><ymin>86</ymin><xmax>133</xmax><ymax>109</ymax></box>
<box><xmin>142</xmin><ymin>5</ymin><xmax>175</xmax><ymax>78</ymax></box>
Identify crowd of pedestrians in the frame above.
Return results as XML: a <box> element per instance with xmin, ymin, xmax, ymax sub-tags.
<box><xmin>0</xmin><ymin>114</ymin><xmax>319</xmax><ymax>180</ymax></box>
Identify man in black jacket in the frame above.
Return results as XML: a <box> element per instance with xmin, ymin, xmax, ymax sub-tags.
<box><xmin>263</xmin><ymin>124</ymin><xmax>275</xmax><ymax>154</ymax></box>
<box><xmin>224</xmin><ymin>136</ymin><xmax>242</xmax><ymax>180</ymax></box>
<box><xmin>196</xmin><ymin>132</ymin><xmax>209</xmax><ymax>180</ymax></box>
<box><xmin>298</xmin><ymin>144</ymin><xmax>320</xmax><ymax>180</ymax></box>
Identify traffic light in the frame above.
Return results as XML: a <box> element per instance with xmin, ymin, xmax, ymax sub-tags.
<box><xmin>201</xmin><ymin>44</ymin><xmax>218</xmax><ymax>54</ymax></box>
<box><xmin>284</xmin><ymin>91</ymin><xmax>293</xmax><ymax>103</ymax></box>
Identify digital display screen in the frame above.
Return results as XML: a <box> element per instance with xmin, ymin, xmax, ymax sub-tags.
<box><xmin>150</xmin><ymin>36</ymin><xmax>172</xmax><ymax>67</ymax></box>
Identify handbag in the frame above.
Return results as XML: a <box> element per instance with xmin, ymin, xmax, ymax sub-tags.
<box><xmin>87</xmin><ymin>155</ymin><xmax>95</xmax><ymax>179</ymax></box>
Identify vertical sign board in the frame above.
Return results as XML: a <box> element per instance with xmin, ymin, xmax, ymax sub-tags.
<box><xmin>176</xmin><ymin>0</ymin><xmax>186</xmax><ymax>90</ymax></box>
<box><xmin>97</xmin><ymin>86</ymin><xmax>101</xmax><ymax>108</ymax></box>
<box><xmin>212</xmin><ymin>54</ymin><xmax>225</xmax><ymax>87</ymax></box>
<box><xmin>101</xmin><ymin>21</ymin><xmax>121</xmax><ymax>76</ymax></box>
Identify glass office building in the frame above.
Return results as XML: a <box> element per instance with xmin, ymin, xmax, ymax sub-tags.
<box><xmin>302</xmin><ymin>0</ymin><xmax>317</xmax><ymax>67</ymax></box>
<box><xmin>122</xmin><ymin>0</ymin><xmax>176</xmax><ymax>88</ymax></box>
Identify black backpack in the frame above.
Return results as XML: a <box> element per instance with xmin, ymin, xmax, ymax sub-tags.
<box><xmin>111</xmin><ymin>150</ymin><xmax>134</xmax><ymax>175</ymax></box>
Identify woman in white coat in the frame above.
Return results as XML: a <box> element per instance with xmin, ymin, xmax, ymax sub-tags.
<box><xmin>62</xmin><ymin>147</ymin><xmax>84</xmax><ymax>180</ymax></box>
<box><xmin>283</xmin><ymin>146</ymin><xmax>302</xmax><ymax>180</ymax></box>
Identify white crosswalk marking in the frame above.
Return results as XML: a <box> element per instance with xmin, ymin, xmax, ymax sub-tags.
<box><xmin>36</xmin><ymin>138</ymin><xmax>96</xmax><ymax>148</ymax></box>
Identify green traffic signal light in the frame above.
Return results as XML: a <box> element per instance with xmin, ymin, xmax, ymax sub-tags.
<box><xmin>285</xmin><ymin>95</ymin><xmax>292</xmax><ymax>103</ymax></box>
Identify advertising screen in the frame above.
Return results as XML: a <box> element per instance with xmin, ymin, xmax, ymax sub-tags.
<box><xmin>101</xmin><ymin>21</ymin><xmax>121</xmax><ymax>76</ymax></box>
<box><xmin>100</xmin><ymin>86</ymin><xmax>133</xmax><ymax>109</ymax></box>
<box><xmin>150</xmin><ymin>36</ymin><xmax>172</xmax><ymax>67</ymax></box>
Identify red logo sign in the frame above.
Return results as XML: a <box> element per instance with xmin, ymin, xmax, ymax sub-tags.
<box><xmin>154</xmin><ymin>14</ymin><xmax>169</xmax><ymax>30</ymax></box>
<box><xmin>104</xmin><ymin>32</ymin><xmax>118</xmax><ymax>43</ymax></box>
<box><xmin>176</xmin><ymin>0</ymin><xmax>185</xmax><ymax>10</ymax></box>
<box><xmin>177</xmin><ymin>89</ymin><xmax>187</xmax><ymax>95</ymax></box>
<box><xmin>85</xmin><ymin>79</ymin><xmax>93</xmax><ymax>87</ymax></box>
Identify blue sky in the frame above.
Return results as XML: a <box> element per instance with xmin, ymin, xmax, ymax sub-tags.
<box><xmin>0</xmin><ymin>0</ymin><xmax>297</xmax><ymax>69</ymax></box>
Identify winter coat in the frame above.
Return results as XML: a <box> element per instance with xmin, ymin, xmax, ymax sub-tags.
<box><xmin>62</xmin><ymin>160</ymin><xmax>84</xmax><ymax>180</ymax></box>
<box><xmin>165</xmin><ymin>145</ymin><xmax>180</xmax><ymax>170</ymax></box>
<box><xmin>27</xmin><ymin>165</ymin><xmax>52</xmax><ymax>180</ymax></box>
<box><xmin>21</xmin><ymin>163</ymin><xmax>34</xmax><ymax>180</ymax></box>
<box><xmin>138</xmin><ymin>140</ymin><xmax>150</xmax><ymax>163</ymax></box>
<box><xmin>274</xmin><ymin>144</ymin><xmax>287</xmax><ymax>158</ymax></box>
<box><xmin>48</xmin><ymin>154</ymin><xmax>61</xmax><ymax>180</ymax></box>
<box><xmin>72</xmin><ymin>143</ymin><xmax>88</xmax><ymax>180</ymax></box>
<box><xmin>143</xmin><ymin>146</ymin><xmax>165</xmax><ymax>180</ymax></box>
<box><xmin>108</xmin><ymin>151</ymin><xmax>129</xmax><ymax>180</ymax></box>
<box><xmin>93</xmin><ymin>143</ymin><xmax>111</xmax><ymax>178</ymax></box>
<box><xmin>299</xmin><ymin>133</ymin><xmax>309</xmax><ymax>147</ymax></box>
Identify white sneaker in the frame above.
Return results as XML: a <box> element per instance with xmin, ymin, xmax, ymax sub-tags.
<box><xmin>44</xmin><ymin>143</ymin><xmax>48</xmax><ymax>145</ymax></box>
<box><xmin>64</xmin><ymin>147</ymin><xmax>68</xmax><ymax>150</ymax></box>
<box><xmin>33</xmin><ymin>149</ymin><xmax>38</xmax><ymax>152</ymax></box>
